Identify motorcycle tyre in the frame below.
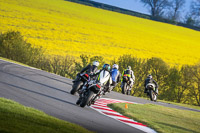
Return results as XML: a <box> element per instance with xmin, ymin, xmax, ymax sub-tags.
<box><xmin>122</xmin><ymin>82</ymin><xmax>127</xmax><ymax>94</ymax></box>
<box><xmin>149</xmin><ymin>89</ymin><xmax>157</xmax><ymax>102</ymax></box>
<box><xmin>80</xmin><ymin>91</ymin><xmax>94</xmax><ymax>108</ymax></box>
<box><xmin>70</xmin><ymin>81</ymin><xmax>83</xmax><ymax>95</ymax></box>
<box><xmin>127</xmin><ymin>89</ymin><xmax>131</xmax><ymax>95</ymax></box>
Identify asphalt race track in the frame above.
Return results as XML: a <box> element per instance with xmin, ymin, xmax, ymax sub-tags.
<box><xmin>0</xmin><ymin>59</ymin><xmax>199</xmax><ymax>133</ymax></box>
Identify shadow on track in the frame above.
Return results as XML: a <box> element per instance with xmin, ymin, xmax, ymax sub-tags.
<box><xmin>0</xmin><ymin>70</ymin><xmax>70</xmax><ymax>94</ymax></box>
<box><xmin>0</xmin><ymin>81</ymin><xmax>76</xmax><ymax>106</ymax></box>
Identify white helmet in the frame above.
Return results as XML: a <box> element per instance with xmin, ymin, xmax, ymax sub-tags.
<box><xmin>112</xmin><ymin>64</ymin><xmax>119</xmax><ymax>69</ymax></box>
<box><xmin>93</xmin><ymin>61</ymin><xmax>99</xmax><ymax>67</ymax></box>
<box><xmin>148</xmin><ymin>74</ymin><xmax>152</xmax><ymax>79</ymax></box>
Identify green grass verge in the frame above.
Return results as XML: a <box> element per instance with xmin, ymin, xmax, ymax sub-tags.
<box><xmin>157</xmin><ymin>100</ymin><xmax>200</xmax><ymax>110</ymax></box>
<box><xmin>0</xmin><ymin>97</ymin><xmax>92</xmax><ymax>133</ymax></box>
<box><xmin>138</xmin><ymin>96</ymin><xmax>200</xmax><ymax>111</ymax></box>
<box><xmin>108</xmin><ymin>103</ymin><xmax>200</xmax><ymax>133</ymax></box>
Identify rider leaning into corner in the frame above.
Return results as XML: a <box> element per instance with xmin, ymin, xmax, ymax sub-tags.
<box><xmin>76</xmin><ymin>64</ymin><xmax>112</xmax><ymax>104</ymax></box>
<box><xmin>105</xmin><ymin>64</ymin><xmax>121</xmax><ymax>94</ymax></box>
<box><xmin>144</xmin><ymin>74</ymin><xmax>159</xmax><ymax>94</ymax></box>
<box><xmin>92</xmin><ymin>64</ymin><xmax>113</xmax><ymax>94</ymax></box>
<box><xmin>75</xmin><ymin>61</ymin><xmax>100</xmax><ymax>81</ymax></box>
<box><xmin>121</xmin><ymin>66</ymin><xmax>135</xmax><ymax>90</ymax></box>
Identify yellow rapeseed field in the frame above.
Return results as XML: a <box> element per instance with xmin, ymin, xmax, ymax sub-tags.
<box><xmin>0</xmin><ymin>0</ymin><xmax>200</xmax><ymax>66</ymax></box>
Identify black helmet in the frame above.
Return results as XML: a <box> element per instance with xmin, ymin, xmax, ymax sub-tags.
<box><xmin>102</xmin><ymin>64</ymin><xmax>111</xmax><ymax>71</ymax></box>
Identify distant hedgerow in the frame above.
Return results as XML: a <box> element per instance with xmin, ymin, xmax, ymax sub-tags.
<box><xmin>0</xmin><ymin>31</ymin><xmax>44</xmax><ymax>65</ymax></box>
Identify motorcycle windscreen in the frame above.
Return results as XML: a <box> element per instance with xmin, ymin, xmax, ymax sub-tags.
<box><xmin>98</xmin><ymin>70</ymin><xmax>110</xmax><ymax>85</ymax></box>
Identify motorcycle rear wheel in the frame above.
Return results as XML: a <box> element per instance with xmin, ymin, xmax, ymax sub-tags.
<box><xmin>149</xmin><ymin>89</ymin><xmax>157</xmax><ymax>102</ymax></box>
<box><xmin>70</xmin><ymin>81</ymin><xmax>83</xmax><ymax>95</ymax></box>
<box><xmin>80</xmin><ymin>91</ymin><xmax>94</xmax><ymax>108</ymax></box>
<box><xmin>127</xmin><ymin>89</ymin><xmax>131</xmax><ymax>95</ymax></box>
<box><xmin>122</xmin><ymin>83</ymin><xmax>127</xmax><ymax>94</ymax></box>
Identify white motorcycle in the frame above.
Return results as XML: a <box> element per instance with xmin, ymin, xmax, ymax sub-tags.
<box><xmin>146</xmin><ymin>83</ymin><xmax>157</xmax><ymax>102</ymax></box>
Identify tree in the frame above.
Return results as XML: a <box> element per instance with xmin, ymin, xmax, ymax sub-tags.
<box><xmin>177</xmin><ymin>65</ymin><xmax>193</xmax><ymax>103</ymax></box>
<box><xmin>165</xmin><ymin>67</ymin><xmax>181</xmax><ymax>101</ymax></box>
<box><xmin>167</xmin><ymin>0</ymin><xmax>186</xmax><ymax>22</ymax></box>
<box><xmin>185</xmin><ymin>15</ymin><xmax>196</xmax><ymax>26</ymax></box>
<box><xmin>146</xmin><ymin>57</ymin><xmax>169</xmax><ymax>99</ymax></box>
<box><xmin>189</xmin><ymin>0</ymin><xmax>200</xmax><ymax>27</ymax></box>
<box><xmin>140</xmin><ymin>0</ymin><xmax>171</xmax><ymax>17</ymax></box>
<box><xmin>191</xmin><ymin>0</ymin><xmax>200</xmax><ymax>16</ymax></box>
<box><xmin>189</xmin><ymin>64</ymin><xmax>200</xmax><ymax>106</ymax></box>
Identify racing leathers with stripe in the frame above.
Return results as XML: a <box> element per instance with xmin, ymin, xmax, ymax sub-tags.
<box><xmin>121</xmin><ymin>69</ymin><xmax>135</xmax><ymax>89</ymax></box>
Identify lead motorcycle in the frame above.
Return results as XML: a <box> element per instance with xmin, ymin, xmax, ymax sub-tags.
<box><xmin>121</xmin><ymin>74</ymin><xmax>131</xmax><ymax>95</ymax></box>
<box><xmin>70</xmin><ymin>73</ymin><xmax>90</xmax><ymax>95</ymax></box>
<box><xmin>78</xmin><ymin>81</ymin><xmax>104</xmax><ymax>107</ymax></box>
<box><xmin>77</xmin><ymin>68</ymin><xmax>111</xmax><ymax>108</ymax></box>
<box><xmin>146</xmin><ymin>83</ymin><xmax>157</xmax><ymax>102</ymax></box>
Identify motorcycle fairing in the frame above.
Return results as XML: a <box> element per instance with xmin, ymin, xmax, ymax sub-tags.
<box><xmin>97</xmin><ymin>70</ymin><xmax>112</xmax><ymax>85</ymax></box>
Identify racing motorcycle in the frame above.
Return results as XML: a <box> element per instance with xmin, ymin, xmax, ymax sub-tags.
<box><xmin>146</xmin><ymin>83</ymin><xmax>157</xmax><ymax>102</ymax></box>
<box><xmin>70</xmin><ymin>73</ymin><xmax>90</xmax><ymax>95</ymax></box>
<box><xmin>121</xmin><ymin>74</ymin><xmax>131</xmax><ymax>95</ymax></box>
<box><xmin>77</xmin><ymin>68</ymin><xmax>111</xmax><ymax>108</ymax></box>
<box><xmin>78</xmin><ymin>81</ymin><xmax>104</xmax><ymax>108</ymax></box>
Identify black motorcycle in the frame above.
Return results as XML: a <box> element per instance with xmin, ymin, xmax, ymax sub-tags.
<box><xmin>70</xmin><ymin>73</ymin><xmax>90</xmax><ymax>95</ymax></box>
<box><xmin>121</xmin><ymin>74</ymin><xmax>131</xmax><ymax>95</ymax></box>
<box><xmin>146</xmin><ymin>83</ymin><xmax>157</xmax><ymax>102</ymax></box>
<box><xmin>78</xmin><ymin>81</ymin><xmax>103</xmax><ymax>108</ymax></box>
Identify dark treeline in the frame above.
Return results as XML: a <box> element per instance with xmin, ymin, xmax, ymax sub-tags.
<box><xmin>0</xmin><ymin>31</ymin><xmax>200</xmax><ymax>106</ymax></box>
<box><xmin>64</xmin><ymin>0</ymin><xmax>200</xmax><ymax>31</ymax></box>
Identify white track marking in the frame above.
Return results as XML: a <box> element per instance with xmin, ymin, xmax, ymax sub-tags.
<box><xmin>90</xmin><ymin>98</ymin><xmax>157</xmax><ymax>133</ymax></box>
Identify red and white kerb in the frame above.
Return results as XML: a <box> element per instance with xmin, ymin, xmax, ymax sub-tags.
<box><xmin>90</xmin><ymin>98</ymin><xmax>157</xmax><ymax>133</ymax></box>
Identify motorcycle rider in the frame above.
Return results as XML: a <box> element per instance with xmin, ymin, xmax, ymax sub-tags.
<box><xmin>144</xmin><ymin>74</ymin><xmax>158</xmax><ymax>94</ymax></box>
<box><xmin>71</xmin><ymin>61</ymin><xmax>100</xmax><ymax>95</ymax></box>
<box><xmin>74</xmin><ymin>61</ymin><xmax>99</xmax><ymax>81</ymax></box>
<box><xmin>105</xmin><ymin>64</ymin><xmax>121</xmax><ymax>93</ymax></box>
<box><xmin>76</xmin><ymin>64</ymin><xmax>112</xmax><ymax>105</ymax></box>
<box><xmin>95</xmin><ymin>64</ymin><xmax>112</xmax><ymax>92</ymax></box>
<box><xmin>121</xmin><ymin>66</ymin><xmax>135</xmax><ymax>90</ymax></box>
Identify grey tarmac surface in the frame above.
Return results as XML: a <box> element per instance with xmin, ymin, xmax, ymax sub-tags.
<box><xmin>0</xmin><ymin>59</ymin><xmax>199</xmax><ymax>133</ymax></box>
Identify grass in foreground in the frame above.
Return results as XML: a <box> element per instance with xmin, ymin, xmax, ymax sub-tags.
<box><xmin>108</xmin><ymin>103</ymin><xmax>200</xmax><ymax>133</ymax></box>
<box><xmin>0</xmin><ymin>97</ymin><xmax>92</xmax><ymax>133</ymax></box>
